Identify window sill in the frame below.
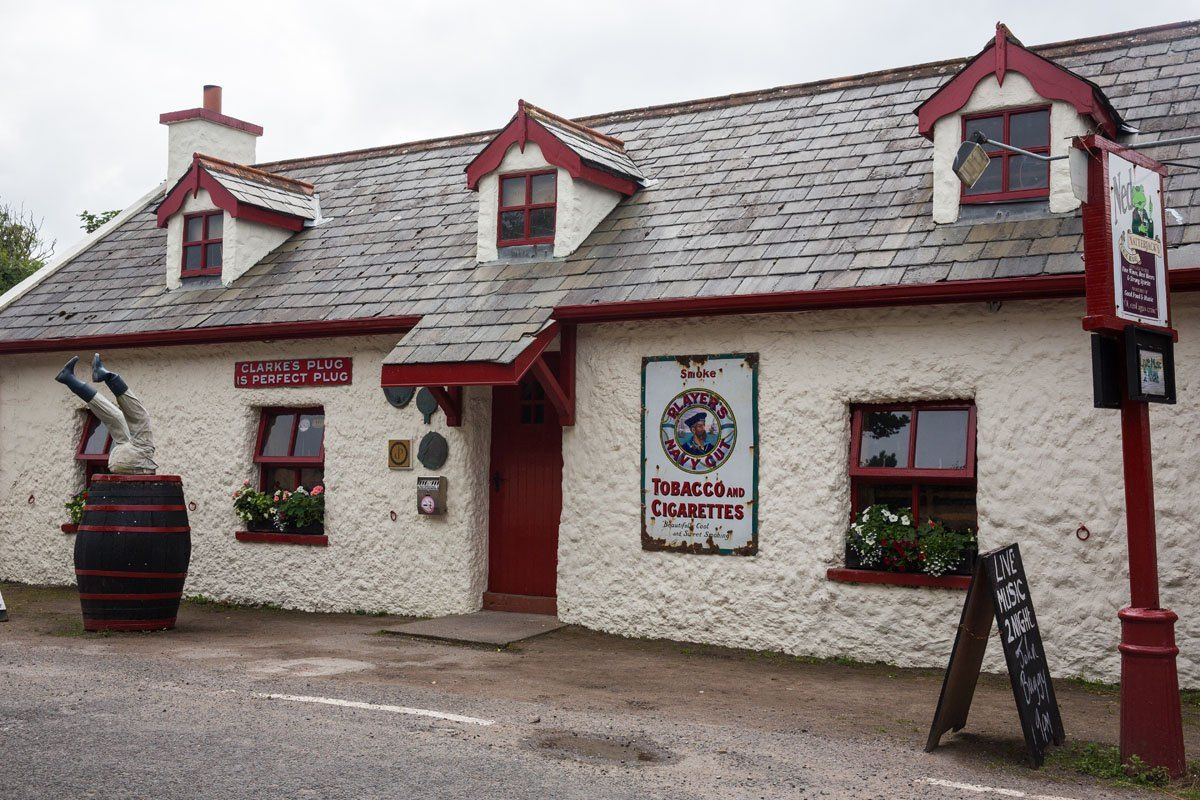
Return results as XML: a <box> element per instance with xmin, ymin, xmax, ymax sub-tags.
<box><xmin>235</xmin><ymin>530</ymin><xmax>328</xmax><ymax>547</ymax></box>
<box><xmin>62</xmin><ymin>523</ymin><xmax>78</xmax><ymax>534</ymax></box>
<box><xmin>826</xmin><ymin>567</ymin><xmax>970</xmax><ymax>590</ymax></box>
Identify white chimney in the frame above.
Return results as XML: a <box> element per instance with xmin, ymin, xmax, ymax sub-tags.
<box><xmin>160</xmin><ymin>85</ymin><xmax>262</xmax><ymax>182</ymax></box>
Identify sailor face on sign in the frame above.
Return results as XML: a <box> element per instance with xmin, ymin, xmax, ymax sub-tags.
<box><xmin>679</xmin><ymin>411</ymin><xmax>716</xmax><ymax>456</ymax></box>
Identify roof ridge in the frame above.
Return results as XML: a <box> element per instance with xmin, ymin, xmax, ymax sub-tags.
<box><xmin>197</xmin><ymin>152</ymin><xmax>316</xmax><ymax>193</ymax></box>
<box><xmin>522</xmin><ymin>100</ymin><xmax>626</xmax><ymax>149</ymax></box>
<box><xmin>257</xmin><ymin>19</ymin><xmax>1199</xmax><ymax>172</ymax></box>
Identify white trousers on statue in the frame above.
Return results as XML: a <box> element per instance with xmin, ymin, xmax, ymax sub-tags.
<box><xmin>88</xmin><ymin>389</ymin><xmax>158</xmax><ymax>474</ymax></box>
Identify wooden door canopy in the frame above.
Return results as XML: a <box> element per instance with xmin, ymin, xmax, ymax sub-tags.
<box><xmin>380</xmin><ymin>323</ymin><xmax>576</xmax><ymax>427</ymax></box>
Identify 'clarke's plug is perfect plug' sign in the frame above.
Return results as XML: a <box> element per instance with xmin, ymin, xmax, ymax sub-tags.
<box><xmin>235</xmin><ymin>358</ymin><xmax>353</xmax><ymax>388</ymax></box>
<box><xmin>641</xmin><ymin>353</ymin><xmax>759</xmax><ymax>556</ymax></box>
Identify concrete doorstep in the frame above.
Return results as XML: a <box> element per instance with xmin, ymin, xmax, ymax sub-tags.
<box><xmin>383</xmin><ymin>610</ymin><xmax>566</xmax><ymax>646</ymax></box>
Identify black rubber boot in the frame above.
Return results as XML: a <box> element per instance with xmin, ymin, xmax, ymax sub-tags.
<box><xmin>56</xmin><ymin>357</ymin><xmax>97</xmax><ymax>402</ymax></box>
<box><xmin>92</xmin><ymin>353</ymin><xmax>128</xmax><ymax>396</ymax></box>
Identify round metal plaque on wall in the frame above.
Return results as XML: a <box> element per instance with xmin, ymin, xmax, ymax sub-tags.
<box><xmin>415</xmin><ymin>388</ymin><xmax>440</xmax><ymax>424</ymax></box>
<box><xmin>417</xmin><ymin>432</ymin><xmax>449</xmax><ymax>470</ymax></box>
<box><xmin>383</xmin><ymin>386</ymin><xmax>416</xmax><ymax>409</ymax></box>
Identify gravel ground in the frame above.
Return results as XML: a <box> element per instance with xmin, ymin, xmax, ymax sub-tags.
<box><xmin>0</xmin><ymin>583</ymin><xmax>1183</xmax><ymax>799</ymax></box>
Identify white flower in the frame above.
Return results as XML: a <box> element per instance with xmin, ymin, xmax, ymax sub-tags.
<box><xmin>901</xmin><ymin>515</ymin><xmax>910</xmax><ymax>526</ymax></box>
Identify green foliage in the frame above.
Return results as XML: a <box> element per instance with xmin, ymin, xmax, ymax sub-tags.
<box><xmin>0</xmin><ymin>203</ymin><xmax>53</xmax><ymax>295</ymax></box>
<box><xmin>65</xmin><ymin>490</ymin><xmax>88</xmax><ymax>524</ymax></box>
<box><xmin>232</xmin><ymin>481</ymin><xmax>274</xmax><ymax>529</ymax></box>
<box><xmin>233</xmin><ymin>481</ymin><xmax>325</xmax><ymax>532</ymax></box>
<box><xmin>79</xmin><ymin>209</ymin><xmax>120</xmax><ymax>234</ymax></box>
<box><xmin>847</xmin><ymin>504</ymin><xmax>974</xmax><ymax>576</ymax></box>
<box><xmin>274</xmin><ymin>485</ymin><xmax>325</xmax><ymax>530</ymax></box>
<box><xmin>1046</xmin><ymin>742</ymin><xmax>1174</xmax><ymax>790</ymax></box>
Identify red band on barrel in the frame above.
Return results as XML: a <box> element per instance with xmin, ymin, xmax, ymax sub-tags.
<box><xmin>76</xmin><ymin>525</ymin><xmax>191</xmax><ymax>533</ymax></box>
<box><xmin>75</xmin><ymin>569</ymin><xmax>188</xmax><ymax>579</ymax></box>
<box><xmin>86</xmin><ymin>504</ymin><xmax>187</xmax><ymax>512</ymax></box>
<box><xmin>78</xmin><ymin>592</ymin><xmax>183</xmax><ymax>601</ymax></box>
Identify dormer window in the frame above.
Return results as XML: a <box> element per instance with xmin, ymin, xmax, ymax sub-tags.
<box><xmin>960</xmin><ymin>107</ymin><xmax>1050</xmax><ymax>203</ymax></box>
<box><xmin>182</xmin><ymin>211</ymin><xmax>223</xmax><ymax>278</ymax></box>
<box><xmin>498</xmin><ymin>170</ymin><xmax>557</xmax><ymax>247</ymax></box>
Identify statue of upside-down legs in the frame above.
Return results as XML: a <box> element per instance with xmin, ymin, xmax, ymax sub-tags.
<box><xmin>56</xmin><ymin>354</ymin><xmax>188</xmax><ymax>632</ymax></box>
<box><xmin>55</xmin><ymin>354</ymin><xmax>157</xmax><ymax>475</ymax></box>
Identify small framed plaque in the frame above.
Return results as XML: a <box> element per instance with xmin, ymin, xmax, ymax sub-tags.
<box><xmin>1124</xmin><ymin>326</ymin><xmax>1175</xmax><ymax>404</ymax></box>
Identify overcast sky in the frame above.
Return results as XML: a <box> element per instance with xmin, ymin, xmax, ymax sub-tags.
<box><xmin>1</xmin><ymin>0</ymin><xmax>1196</xmax><ymax>251</ymax></box>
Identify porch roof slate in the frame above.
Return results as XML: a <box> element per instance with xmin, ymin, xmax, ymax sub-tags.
<box><xmin>2</xmin><ymin>20</ymin><xmax>1199</xmax><ymax>366</ymax></box>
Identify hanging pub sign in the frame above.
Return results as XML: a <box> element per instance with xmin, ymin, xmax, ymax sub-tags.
<box><xmin>641</xmin><ymin>353</ymin><xmax>758</xmax><ymax>556</ymax></box>
<box><xmin>926</xmin><ymin>544</ymin><xmax>1065</xmax><ymax>767</ymax></box>
<box><xmin>235</xmin><ymin>358</ymin><xmax>353</xmax><ymax>388</ymax></box>
<box><xmin>1078</xmin><ymin>136</ymin><xmax>1174</xmax><ymax>337</ymax></box>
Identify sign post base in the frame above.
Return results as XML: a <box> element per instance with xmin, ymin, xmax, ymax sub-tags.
<box><xmin>1119</xmin><ymin>606</ymin><xmax>1185</xmax><ymax>777</ymax></box>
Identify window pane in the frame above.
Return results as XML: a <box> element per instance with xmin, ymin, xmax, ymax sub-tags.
<box><xmin>184</xmin><ymin>245</ymin><xmax>202</xmax><ymax>269</ymax></box>
<box><xmin>856</xmin><ymin>483</ymin><xmax>912</xmax><ymax>514</ymax></box>
<box><xmin>263</xmin><ymin>466</ymin><xmax>300</xmax><ymax>492</ymax></box>
<box><xmin>206</xmin><ymin>243</ymin><xmax>223</xmax><ymax>267</ymax></box>
<box><xmin>299</xmin><ymin>468</ymin><xmax>324</xmax><ymax>490</ymax></box>
<box><xmin>530</xmin><ymin>172</ymin><xmax>556</xmax><ymax>204</ymax></box>
<box><xmin>499</xmin><ymin>210</ymin><xmax>525</xmax><ymax>242</ymax></box>
<box><xmin>963</xmin><ymin>156</ymin><xmax>1002</xmax><ymax>195</ymax></box>
<box><xmin>293</xmin><ymin>413</ymin><xmax>325</xmax><ymax>458</ymax></box>
<box><xmin>919</xmin><ymin>484</ymin><xmax>977</xmax><ymax>532</ymax></box>
<box><xmin>260</xmin><ymin>412</ymin><xmax>295</xmax><ymax>457</ymax></box>
<box><xmin>964</xmin><ymin>116</ymin><xmax>1003</xmax><ymax>147</ymax></box>
<box><xmin>914</xmin><ymin>410</ymin><xmax>970</xmax><ymax>469</ymax></box>
<box><xmin>82</xmin><ymin>418</ymin><xmax>109</xmax><ymax>455</ymax></box>
<box><xmin>185</xmin><ymin>217</ymin><xmax>204</xmax><ymax>242</ymax></box>
<box><xmin>529</xmin><ymin>207</ymin><xmax>555</xmax><ymax>239</ymax></box>
<box><xmin>206</xmin><ymin>213</ymin><xmax>222</xmax><ymax>238</ymax></box>
<box><xmin>500</xmin><ymin>176</ymin><xmax>526</xmax><ymax>208</ymax></box>
<box><xmin>859</xmin><ymin>410</ymin><xmax>911</xmax><ymax>468</ymax></box>
<box><xmin>1008</xmin><ymin>154</ymin><xmax>1049</xmax><ymax>191</ymax></box>
<box><xmin>1010</xmin><ymin>110</ymin><xmax>1049</xmax><ymax>149</ymax></box>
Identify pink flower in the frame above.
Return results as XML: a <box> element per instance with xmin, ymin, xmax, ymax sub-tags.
<box><xmin>312</xmin><ymin>486</ymin><xmax>324</xmax><ymax>496</ymax></box>
<box><xmin>243</xmin><ymin>479</ymin><xmax>251</xmax><ymax>487</ymax></box>
<box><xmin>283</xmin><ymin>491</ymin><xmax>291</xmax><ymax>501</ymax></box>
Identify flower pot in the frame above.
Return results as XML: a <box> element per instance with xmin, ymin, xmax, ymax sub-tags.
<box><xmin>282</xmin><ymin>523</ymin><xmax>324</xmax><ymax>535</ymax></box>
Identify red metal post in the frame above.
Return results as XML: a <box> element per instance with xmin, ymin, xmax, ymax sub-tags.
<box><xmin>1117</xmin><ymin>393</ymin><xmax>1186</xmax><ymax>776</ymax></box>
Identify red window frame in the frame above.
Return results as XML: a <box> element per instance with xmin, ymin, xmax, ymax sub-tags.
<box><xmin>181</xmin><ymin>211</ymin><xmax>223</xmax><ymax>278</ymax></box>
<box><xmin>253</xmin><ymin>407</ymin><xmax>325</xmax><ymax>491</ymax></box>
<box><xmin>497</xmin><ymin>169</ymin><xmax>556</xmax><ymax>247</ymax></box>
<box><xmin>960</xmin><ymin>105</ymin><xmax>1051</xmax><ymax>204</ymax></box>
<box><xmin>75</xmin><ymin>411</ymin><xmax>112</xmax><ymax>483</ymax></box>
<box><xmin>849</xmin><ymin>401</ymin><xmax>977</xmax><ymax>524</ymax></box>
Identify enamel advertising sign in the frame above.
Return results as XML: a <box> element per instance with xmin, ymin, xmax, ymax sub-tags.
<box><xmin>235</xmin><ymin>358</ymin><xmax>353</xmax><ymax>388</ymax></box>
<box><xmin>641</xmin><ymin>354</ymin><xmax>758</xmax><ymax>555</ymax></box>
<box><xmin>1109</xmin><ymin>153</ymin><xmax>1168</xmax><ymax>326</ymax></box>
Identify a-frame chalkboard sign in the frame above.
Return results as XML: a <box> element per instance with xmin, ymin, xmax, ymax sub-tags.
<box><xmin>926</xmin><ymin>543</ymin><xmax>1065</xmax><ymax>766</ymax></box>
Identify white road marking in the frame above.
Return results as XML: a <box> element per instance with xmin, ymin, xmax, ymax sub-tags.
<box><xmin>916</xmin><ymin>777</ymin><xmax>1078</xmax><ymax>800</ymax></box>
<box><xmin>254</xmin><ymin>692</ymin><xmax>495</xmax><ymax>726</ymax></box>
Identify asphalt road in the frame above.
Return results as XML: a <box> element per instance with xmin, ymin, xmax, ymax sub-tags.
<box><xmin>0</xmin><ymin>633</ymin><xmax>1150</xmax><ymax>800</ymax></box>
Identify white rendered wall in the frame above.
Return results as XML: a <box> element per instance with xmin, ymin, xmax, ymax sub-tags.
<box><xmin>557</xmin><ymin>295</ymin><xmax>1200</xmax><ymax>687</ymax></box>
<box><xmin>476</xmin><ymin>141</ymin><xmax>622</xmax><ymax>262</ymax></box>
<box><xmin>165</xmin><ymin>118</ymin><xmax>257</xmax><ymax>184</ymax></box>
<box><xmin>0</xmin><ymin>335</ymin><xmax>492</xmax><ymax>616</ymax></box>
<box><xmin>165</xmin><ymin>189</ymin><xmax>292</xmax><ymax>288</ymax></box>
<box><xmin>931</xmin><ymin>73</ymin><xmax>1090</xmax><ymax>224</ymax></box>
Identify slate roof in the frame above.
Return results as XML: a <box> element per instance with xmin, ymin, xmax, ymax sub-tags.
<box><xmin>196</xmin><ymin>156</ymin><xmax>319</xmax><ymax>221</ymax></box>
<box><xmin>2</xmin><ymin>20</ymin><xmax>1199</xmax><ymax>365</ymax></box>
<box><xmin>525</xmin><ymin>104</ymin><xmax>649</xmax><ymax>187</ymax></box>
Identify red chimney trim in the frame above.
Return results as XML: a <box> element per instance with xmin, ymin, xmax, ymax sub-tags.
<box><xmin>159</xmin><ymin>108</ymin><xmax>264</xmax><ymax>136</ymax></box>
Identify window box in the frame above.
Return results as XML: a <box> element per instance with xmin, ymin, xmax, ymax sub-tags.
<box><xmin>61</xmin><ymin>523</ymin><xmax>78</xmax><ymax>534</ymax></box>
<box><xmin>826</xmin><ymin>567</ymin><xmax>971</xmax><ymax>590</ymax></box>
<box><xmin>844</xmin><ymin>538</ymin><xmax>977</xmax><ymax>577</ymax></box>
<box><xmin>235</xmin><ymin>530</ymin><xmax>329</xmax><ymax>547</ymax></box>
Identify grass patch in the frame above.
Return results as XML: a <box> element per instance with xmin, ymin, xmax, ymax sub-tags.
<box><xmin>1062</xmin><ymin>675</ymin><xmax>1118</xmax><ymax>696</ymax></box>
<box><xmin>184</xmin><ymin>595</ymin><xmax>284</xmax><ymax>612</ymax></box>
<box><xmin>1046</xmin><ymin>741</ymin><xmax>1200</xmax><ymax>798</ymax></box>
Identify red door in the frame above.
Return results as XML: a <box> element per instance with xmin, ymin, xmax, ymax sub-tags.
<box><xmin>485</xmin><ymin>370</ymin><xmax>563</xmax><ymax>614</ymax></box>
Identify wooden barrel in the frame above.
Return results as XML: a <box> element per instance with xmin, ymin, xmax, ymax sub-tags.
<box><xmin>73</xmin><ymin>475</ymin><xmax>191</xmax><ymax>632</ymax></box>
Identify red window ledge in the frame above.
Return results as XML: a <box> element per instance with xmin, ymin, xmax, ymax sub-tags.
<box><xmin>62</xmin><ymin>523</ymin><xmax>78</xmax><ymax>534</ymax></box>
<box><xmin>235</xmin><ymin>530</ymin><xmax>328</xmax><ymax>547</ymax></box>
<box><xmin>826</xmin><ymin>567</ymin><xmax>970</xmax><ymax>590</ymax></box>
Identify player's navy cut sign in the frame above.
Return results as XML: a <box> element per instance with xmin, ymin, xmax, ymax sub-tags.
<box><xmin>926</xmin><ymin>543</ymin><xmax>1065</xmax><ymax>767</ymax></box>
